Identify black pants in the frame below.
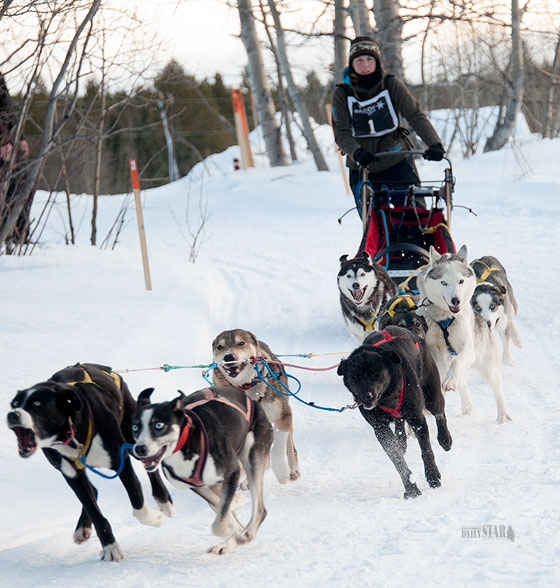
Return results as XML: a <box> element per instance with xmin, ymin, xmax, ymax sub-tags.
<box><xmin>349</xmin><ymin>157</ymin><xmax>424</xmax><ymax>212</ymax></box>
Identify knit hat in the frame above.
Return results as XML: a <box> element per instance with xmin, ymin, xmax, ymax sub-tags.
<box><xmin>349</xmin><ymin>37</ymin><xmax>381</xmax><ymax>66</ymax></box>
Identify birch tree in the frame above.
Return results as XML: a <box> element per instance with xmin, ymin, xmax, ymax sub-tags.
<box><xmin>373</xmin><ymin>0</ymin><xmax>403</xmax><ymax>78</ymax></box>
<box><xmin>334</xmin><ymin>0</ymin><xmax>348</xmax><ymax>83</ymax></box>
<box><xmin>237</xmin><ymin>0</ymin><xmax>288</xmax><ymax>167</ymax></box>
<box><xmin>485</xmin><ymin>0</ymin><xmax>524</xmax><ymax>151</ymax></box>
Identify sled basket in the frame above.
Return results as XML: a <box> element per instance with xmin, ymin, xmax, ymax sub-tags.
<box><xmin>357</xmin><ymin>184</ymin><xmax>456</xmax><ymax>292</ymax></box>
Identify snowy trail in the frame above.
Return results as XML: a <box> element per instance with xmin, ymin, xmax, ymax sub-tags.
<box><xmin>1</xmin><ymin>136</ymin><xmax>559</xmax><ymax>586</ymax></box>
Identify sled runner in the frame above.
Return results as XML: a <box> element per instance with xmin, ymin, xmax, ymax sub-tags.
<box><xmin>356</xmin><ymin>152</ymin><xmax>456</xmax><ymax>292</ymax></box>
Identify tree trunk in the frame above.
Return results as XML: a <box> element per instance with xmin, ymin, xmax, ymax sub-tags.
<box><xmin>542</xmin><ymin>31</ymin><xmax>560</xmax><ymax>138</ymax></box>
<box><xmin>484</xmin><ymin>0</ymin><xmax>524</xmax><ymax>152</ymax></box>
<box><xmin>373</xmin><ymin>0</ymin><xmax>404</xmax><ymax>79</ymax></box>
<box><xmin>349</xmin><ymin>0</ymin><xmax>371</xmax><ymax>36</ymax></box>
<box><xmin>237</xmin><ymin>0</ymin><xmax>288</xmax><ymax>167</ymax></box>
<box><xmin>334</xmin><ymin>0</ymin><xmax>348</xmax><ymax>83</ymax></box>
<box><xmin>91</xmin><ymin>89</ymin><xmax>106</xmax><ymax>246</ymax></box>
<box><xmin>267</xmin><ymin>0</ymin><xmax>328</xmax><ymax>171</ymax></box>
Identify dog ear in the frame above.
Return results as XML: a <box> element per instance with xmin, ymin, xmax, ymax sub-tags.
<box><xmin>137</xmin><ymin>387</ymin><xmax>155</xmax><ymax>407</ymax></box>
<box><xmin>56</xmin><ymin>386</ymin><xmax>82</xmax><ymax>413</ymax></box>
<box><xmin>429</xmin><ymin>246</ymin><xmax>442</xmax><ymax>263</ymax></box>
<box><xmin>361</xmin><ymin>250</ymin><xmax>372</xmax><ymax>263</ymax></box>
<box><xmin>339</xmin><ymin>254</ymin><xmax>349</xmax><ymax>264</ymax></box>
<box><xmin>456</xmin><ymin>244</ymin><xmax>468</xmax><ymax>261</ymax></box>
<box><xmin>336</xmin><ymin>359</ymin><xmax>347</xmax><ymax>376</ymax></box>
<box><xmin>498</xmin><ymin>285</ymin><xmax>507</xmax><ymax>295</ymax></box>
<box><xmin>172</xmin><ymin>391</ymin><xmax>187</xmax><ymax>412</ymax></box>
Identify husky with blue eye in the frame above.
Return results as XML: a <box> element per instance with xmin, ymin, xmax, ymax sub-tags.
<box><xmin>470</xmin><ymin>255</ymin><xmax>522</xmax><ymax>366</ymax></box>
<box><xmin>416</xmin><ymin>245</ymin><xmax>512</xmax><ymax>424</ymax></box>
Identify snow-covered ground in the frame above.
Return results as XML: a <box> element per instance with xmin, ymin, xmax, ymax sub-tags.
<box><xmin>1</xmin><ymin>119</ymin><xmax>558</xmax><ymax>587</ymax></box>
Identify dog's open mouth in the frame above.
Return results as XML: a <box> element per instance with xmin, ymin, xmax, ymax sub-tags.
<box><xmin>350</xmin><ymin>286</ymin><xmax>366</xmax><ymax>304</ymax></box>
<box><xmin>448</xmin><ymin>304</ymin><xmax>461</xmax><ymax>314</ymax></box>
<box><xmin>10</xmin><ymin>426</ymin><xmax>37</xmax><ymax>458</ymax></box>
<box><xmin>141</xmin><ymin>446</ymin><xmax>166</xmax><ymax>471</ymax></box>
<box><xmin>221</xmin><ymin>360</ymin><xmax>245</xmax><ymax>379</ymax></box>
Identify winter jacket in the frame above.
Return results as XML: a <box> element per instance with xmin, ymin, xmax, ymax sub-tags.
<box><xmin>332</xmin><ymin>68</ymin><xmax>442</xmax><ymax>174</ymax></box>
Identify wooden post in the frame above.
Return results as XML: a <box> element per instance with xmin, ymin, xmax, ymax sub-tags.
<box><xmin>129</xmin><ymin>159</ymin><xmax>152</xmax><ymax>291</ymax></box>
<box><xmin>231</xmin><ymin>89</ymin><xmax>254</xmax><ymax>169</ymax></box>
<box><xmin>325</xmin><ymin>103</ymin><xmax>351</xmax><ymax>195</ymax></box>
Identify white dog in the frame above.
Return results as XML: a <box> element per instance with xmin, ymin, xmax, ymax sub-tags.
<box><xmin>416</xmin><ymin>245</ymin><xmax>511</xmax><ymax>423</ymax></box>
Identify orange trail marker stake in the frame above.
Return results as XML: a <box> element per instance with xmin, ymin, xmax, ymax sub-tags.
<box><xmin>129</xmin><ymin>159</ymin><xmax>152</xmax><ymax>291</ymax></box>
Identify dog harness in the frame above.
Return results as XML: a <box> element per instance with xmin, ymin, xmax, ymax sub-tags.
<box><xmin>435</xmin><ymin>317</ymin><xmax>458</xmax><ymax>356</ymax></box>
<box><xmin>63</xmin><ymin>365</ymin><xmax>124</xmax><ymax>470</ymax></box>
<box><xmin>354</xmin><ymin>294</ymin><xmax>378</xmax><ymax>332</ymax></box>
<box><xmin>471</xmin><ymin>258</ymin><xmax>500</xmax><ymax>283</ymax></box>
<box><xmin>162</xmin><ymin>388</ymin><xmax>254</xmax><ymax>488</ymax></box>
<box><xmin>366</xmin><ymin>330</ymin><xmax>408</xmax><ymax>417</ymax></box>
<box><xmin>382</xmin><ymin>294</ymin><xmax>417</xmax><ymax>318</ymax></box>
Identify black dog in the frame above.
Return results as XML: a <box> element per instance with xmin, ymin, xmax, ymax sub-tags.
<box><xmin>132</xmin><ymin>386</ymin><xmax>273</xmax><ymax>555</ymax></box>
<box><xmin>337</xmin><ymin>327</ymin><xmax>452</xmax><ymax>499</ymax></box>
<box><xmin>6</xmin><ymin>363</ymin><xmax>173</xmax><ymax>561</ymax></box>
<box><xmin>378</xmin><ymin>294</ymin><xmax>428</xmax><ymax>338</ymax></box>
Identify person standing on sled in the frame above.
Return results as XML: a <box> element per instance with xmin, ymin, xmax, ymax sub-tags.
<box><xmin>331</xmin><ymin>37</ymin><xmax>444</xmax><ymax>214</ymax></box>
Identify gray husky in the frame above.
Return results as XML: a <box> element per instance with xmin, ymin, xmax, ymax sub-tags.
<box><xmin>470</xmin><ymin>255</ymin><xmax>522</xmax><ymax>366</ymax></box>
<box><xmin>416</xmin><ymin>245</ymin><xmax>511</xmax><ymax>423</ymax></box>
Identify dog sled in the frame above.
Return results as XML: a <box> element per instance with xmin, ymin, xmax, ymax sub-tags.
<box><xmin>355</xmin><ymin>151</ymin><xmax>456</xmax><ymax>292</ymax></box>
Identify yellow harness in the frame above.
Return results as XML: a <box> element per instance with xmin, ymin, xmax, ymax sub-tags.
<box><xmin>383</xmin><ymin>294</ymin><xmax>417</xmax><ymax>318</ymax></box>
<box><xmin>65</xmin><ymin>366</ymin><xmax>122</xmax><ymax>470</ymax></box>
<box><xmin>472</xmin><ymin>259</ymin><xmax>500</xmax><ymax>283</ymax></box>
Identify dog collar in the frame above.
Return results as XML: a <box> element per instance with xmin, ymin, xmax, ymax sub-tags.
<box><xmin>173</xmin><ymin>414</ymin><xmax>192</xmax><ymax>453</ymax></box>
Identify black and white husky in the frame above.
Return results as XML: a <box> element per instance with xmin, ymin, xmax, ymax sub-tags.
<box><xmin>416</xmin><ymin>245</ymin><xmax>512</xmax><ymax>423</ymax></box>
<box><xmin>338</xmin><ymin>251</ymin><xmax>397</xmax><ymax>342</ymax></box>
<box><xmin>470</xmin><ymin>255</ymin><xmax>523</xmax><ymax>366</ymax></box>
<box><xmin>132</xmin><ymin>386</ymin><xmax>273</xmax><ymax>555</ymax></box>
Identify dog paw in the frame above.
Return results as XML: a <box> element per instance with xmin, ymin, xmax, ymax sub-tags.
<box><xmin>100</xmin><ymin>542</ymin><xmax>125</xmax><ymax>562</ymax></box>
<box><xmin>427</xmin><ymin>476</ymin><xmax>442</xmax><ymax>488</ymax></box>
<box><xmin>73</xmin><ymin>526</ymin><xmax>92</xmax><ymax>544</ymax></box>
<box><xmin>502</xmin><ymin>353</ymin><xmax>515</xmax><ymax>367</ymax></box>
<box><xmin>497</xmin><ymin>412</ymin><xmax>512</xmax><ymax>424</ymax></box>
<box><xmin>461</xmin><ymin>403</ymin><xmax>473</xmax><ymax>416</ymax></box>
<box><xmin>438</xmin><ymin>432</ymin><xmax>453</xmax><ymax>452</ymax></box>
<box><xmin>289</xmin><ymin>469</ymin><xmax>301</xmax><ymax>481</ymax></box>
<box><xmin>442</xmin><ymin>376</ymin><xmax>458</xmax><ymax>393</ymax></box>
<box><xmin>404</xmin><ymin>485</ymin><xmax>422</xmax><ymax>499</ymax></box>
<box><xmin>155</xmin><ymin>499</ymin><xmax>175</xmax><ymax>518</ymax></box>
<box><xmin>208</xmin><ymin>542</ymin><xmax>233</xmax><ymax>555</ymax></box>
<box><xmin>133</xmin><ymin>505</ymin><xmax>163</xmax><ymax>527</ymax></box>
<box><xmin>238</xmin><ymin>479</ymin><xmax>249</xmax><ymax>491</ymax></box>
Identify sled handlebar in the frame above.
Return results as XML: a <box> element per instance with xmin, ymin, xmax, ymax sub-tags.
<box><xmin>364</xmin><ymin>150</ymin><xmax>452</xmax><ymax>168</ymax></box>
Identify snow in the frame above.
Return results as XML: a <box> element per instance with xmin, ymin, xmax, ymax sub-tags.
<box><xmin>1</xmin><ymin>119</ymin><xmax>559</xmax><ymax>587</ymax></box>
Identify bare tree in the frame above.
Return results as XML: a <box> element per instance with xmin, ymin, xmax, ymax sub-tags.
<box><xmin>334</xmin><ymin>0</ymin><xmax>349</xmax><ymax>82</ymax></box>
<box><xmin>349</xmin><ymin>0</ymin><xmax>371</xmax><ymax>36</ymax></box>
<box><xmin>266</xmin><ymin>0</ymin><xmax>328</xmax><ymax>171</ymax></box>
<box><xmin>484</xmin><ymin>0</ymin><xmax>525</xmax><ymax>152</ymax></box>
<box><xmin>237</xmin><ymin>0</ymin><xmax>288</xmax><ymax>167</ymax></box>
<box><xmin>373</xmin><ymin>0</ymin><xmax>404</xmax><ymax>78</ymax></box>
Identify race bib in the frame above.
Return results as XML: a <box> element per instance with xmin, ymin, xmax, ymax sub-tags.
<box><xmin>347</xmin><ymin>89</ymin><xmax>399</xmax><ymax>138</ymax></box>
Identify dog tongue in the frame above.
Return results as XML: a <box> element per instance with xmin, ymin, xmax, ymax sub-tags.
<box><xmin>353</xmin><ymin>288</ymin><xmax>364</xmax><ymax>303</ymax></box>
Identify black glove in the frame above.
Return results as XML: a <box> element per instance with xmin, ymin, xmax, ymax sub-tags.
<box><xmin>423</xmin><ymin>143</ymin><xmax>445</xmax><ymax>161</ymax></box>
<box><xmin>353</xmin><ymin>148</ymin><xmax>376</xmax><ymax>167</ymax></box>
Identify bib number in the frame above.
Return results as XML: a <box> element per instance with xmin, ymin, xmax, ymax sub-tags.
<box><xmin>347</xmin><ymin>89</ymin><xmax>399</xmax><ymax>138</ymax></box>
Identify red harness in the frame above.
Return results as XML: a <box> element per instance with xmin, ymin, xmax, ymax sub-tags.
<box><xmin>366</xmin><ymin>330</ymin><xmax>415</xmax><ymax>418</ymax></box>
<box><xmin>163</xmin><ymin>388</ymin><xmax>253</xmax><ymax>487</ymax></box>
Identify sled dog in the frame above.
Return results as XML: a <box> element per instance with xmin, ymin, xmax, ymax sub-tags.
<box><xmin>337</xmin><ymin>326</ymin><xmax>452</xmax><ymax>499</ymax></box>
<box><xmin>132</xmin><ymin>386</ymin><xmax>272</xmax><ymax>555</ymax></box>
<box><xmin>470</xmin><ymin>255</ymin><xmax>523</xmax><ymax>366</ymax></box>
<box><xmin>212</xmin><ymin>329</ymin><xmax>300</xmax><ymax>484</ymax></box>
<box><xmin>338</xmin><ymin>251</ymin><xmax>397</xmax><ymax>342</ymax></box>
<box><xmin>378</xmin><ymin>293</ymin><xmax>428</xmax><ymax>338</ymax></box>
<box><xmin>416</xmin><ymin>245</ymin><xmax>511</xmax><ymax>423</ymax></box>
<box><xmin>6</xmin><ymin>363</ymin><xmax>173</xmax><ymax>561</ymax></box>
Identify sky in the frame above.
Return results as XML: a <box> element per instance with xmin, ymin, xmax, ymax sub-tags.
<box><xmin>0</xmin><ymin>109</ymin><xmax>559</xmax><ymax>586</ymax></box>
